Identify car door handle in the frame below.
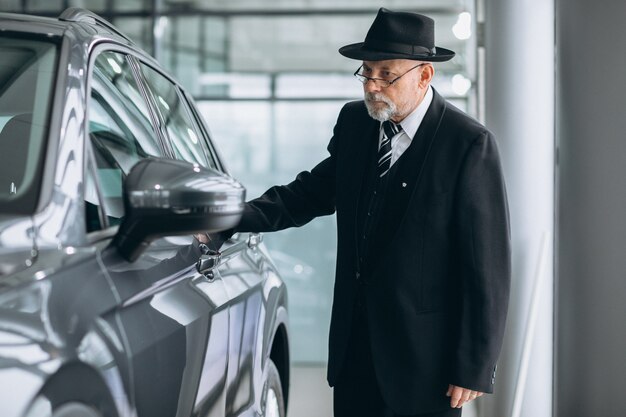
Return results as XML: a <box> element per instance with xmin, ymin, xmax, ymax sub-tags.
<box><xmin>196</xmin><ymin>233</ymin><xmax>255</xmax><ymax>278</ymax></box>
<box><xmin>247</xmin><ymin>233</ymin><xmax>263</xmax><ymax>249</ymax></box>
<box><xmin>196</xmin><ymin>244</ymin><xmax>221</xmax><ymax>280</ymax></box>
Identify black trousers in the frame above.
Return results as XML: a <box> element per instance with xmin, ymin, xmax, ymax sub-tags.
<box><xmin>333</xmin><ymin>303</ymin><xmax>462</xmax><ymax>417</ymax></box>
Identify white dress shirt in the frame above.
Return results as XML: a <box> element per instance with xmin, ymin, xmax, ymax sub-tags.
<box><xmin>378</xmin><ymin>86</ymin><xmax>433</xmax><ymax>167</ymax></box>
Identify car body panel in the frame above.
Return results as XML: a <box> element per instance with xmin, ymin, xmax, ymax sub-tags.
<box><xmin>0</xmin><ymin>9</ymin><xmax>289</xmax><ymax>417</ymax></box>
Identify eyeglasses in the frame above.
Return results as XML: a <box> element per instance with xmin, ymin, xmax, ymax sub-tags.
<box><xmin>353</xmin><ymin>63</ymin><xmax>427</xmax><ymax>88</ymax></box>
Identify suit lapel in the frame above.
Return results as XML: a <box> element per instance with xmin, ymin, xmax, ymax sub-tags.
<box><xmin>393</xmin><ymin>89</ymin><xmax>448</xmax><ymax>227</ymax></box>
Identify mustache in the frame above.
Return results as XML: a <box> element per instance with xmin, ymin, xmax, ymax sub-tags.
<box><xmin>365</xmin><ymin>92</ymin><xmax>392</xmax><ymax>104</ymax></box>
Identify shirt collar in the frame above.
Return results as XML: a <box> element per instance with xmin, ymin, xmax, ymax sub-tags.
<box><xmin>395</xmin><ymin>85</ymin><xmax>433</xmax><ymax>140</ymax></box>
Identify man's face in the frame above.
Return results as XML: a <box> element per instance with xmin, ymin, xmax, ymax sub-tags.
<box><xmin>361</xmin><ymin>59</ymin><xmax>431</xmax><ymax>123</ymax></box>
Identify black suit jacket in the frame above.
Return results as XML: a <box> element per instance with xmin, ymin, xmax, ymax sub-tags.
<box><xmin>237</xmin><ymin>89</ymin><xmax>511</xmax><ymax>414</ymax></box>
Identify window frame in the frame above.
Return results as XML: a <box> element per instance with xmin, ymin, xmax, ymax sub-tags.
<box><xmin>133</xmin><ymin>59</ymin><xmax>217</xmax><ymax>170</ymax></box>
<box><xmin>84</xmin><ymin>137</ymin><xmax>108</xmax><ymax>232</ymax></box>
<box><xmin>179</xmin><ymin>87</ymin><xmax>227</xmax><ymax>173</ymax></box>
<box><xmin>83</xmin><ymin>43</ymin><xmax>170</xmax><ymax>236</ymax></box>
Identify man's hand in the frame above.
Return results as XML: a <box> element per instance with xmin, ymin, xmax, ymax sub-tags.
<box><xmin>446</xmin><ymin>384</ymin><xmax>483</xmax><ymax>408</ymax></box>
<box><xmin>194</xmin><ymin>233</ymin><xmax>210</xmax><ymax>244</ymax></box>
<box><xmin>194</xmin><ymin>229</ymin><xmax>235</xmax><ymax>250</ymax></box>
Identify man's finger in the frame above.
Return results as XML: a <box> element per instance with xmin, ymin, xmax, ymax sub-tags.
<box><xmin>450</xmin><ymin>386</ymin><xmax>463</xmax><ymax>408</ymax></box>
<box><xmin>458</xmin><ymin>388</ymin><xmax>471</xmax><ymax>408</ymax></box>
<box><xmin>448</xmin><ymin>386</ymin><xmax>486</xmax><ymax>408</ymax></box>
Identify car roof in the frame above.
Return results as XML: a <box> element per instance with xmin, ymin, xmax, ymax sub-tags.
<box><xmin>0</xmin><ymin>12</ymin><xmax>68</xmax><ymax>36</ymax></box>
<box><xmin>0</xmin><ymin>8</ymin><xmax>156</xmax><ymax>64</ymax></box>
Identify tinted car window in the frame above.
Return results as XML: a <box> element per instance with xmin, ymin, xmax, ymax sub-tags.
<box><xmin>0</xmin><ymin>35</ymin><xmax>59</xmax><ymax>214</ymax></box>
<box><xmin>139</xmin><ymin>63</ymin><xmax>214</xmax><ymax>169</ymax></box>
<box><xmin>87</xmin><ymin>51</ymin><xmax>163</xmax><ymax>228</ymax></box>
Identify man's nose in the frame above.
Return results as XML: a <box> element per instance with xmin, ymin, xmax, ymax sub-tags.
<box><xmin>363</xmin><ymin>79</ymin><xmax>382</xmax><ymax>93</ymax></box>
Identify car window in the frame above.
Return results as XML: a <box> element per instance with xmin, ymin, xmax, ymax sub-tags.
<box><xmin>181</xmin><ymin>90</ymin><xmax>223</xmax><ymax>171</ymax></box>
<box><xmin>0</xmin><ymin>34</ymin><xmax>59</xmax><ymax>214</ymax></box>
<box><xmin>87</xmin><ymin>51</ymin><xmax>164</xmax><ymax>229</ymax></box>
<box><xmin>84</xmin><ymin>150</ymin><xmax>105</xmax><ymax>233</ymax></box>
<box><xmin>138</xmin><ymin>63</ymin><xmax>215</xmax><ymax>169</ymax></box>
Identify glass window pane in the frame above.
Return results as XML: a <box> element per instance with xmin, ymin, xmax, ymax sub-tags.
<box><xmin>199</xmin><ymin>73</ymin><xmax>271</xmax><ymax>99</ymax></box>
<box><xmin>0</xmin><ymin>35</ymin><xmax>59</xmax><ymax>214</ymax></box>
<box><xmin>88</xmin><ymin>51</ymin><xmax>163</xmax><ymax>224</ymax></box>
<box><xmin>162</xmin><ymin>0</ymin><xmax>465</xmax><ymax>11</ymax></box>
<box><xmin>199</xmin><ymin>100</ymin><xmax>344</xmax><ymax>362</ymax></box>
<box><xmin>187</xmin><ymin>11</ymin><xmax>473</xmax><ymax>104</ymax></box>
<box><xmin>112</xmin><ymin>0</ymin><xmax>151</xmax><ymax>12</ymax></box>
<box><xmin>113</xmin><ymin>17</ymin><xmax>153</xmax><ymax>56</ymax></box>
<box><xmin>198</xmin><ymin>101</ymin><xmax>271</xmax><ymax>178</ymax></box>
<box><xmin>180</xmin><ymin>93</ymin><xmax>219</xmax><ymax>170</ymax></box>
<box><xmin>140</xmin><ymin>63</ymin><xmax>212</xmax><ymax>168</ymax></box>
<box><xmin>174</xmin><ymin>51</ymin><xmax>200</xmax><ymax>95</ymax></box>
<box><xmin>26</xmin><ymin>0</ymin><xmax>63</xmax><ymax>12</ymax></box>
<box><xmin>84</xmin><ymin>157</ymin><xmax>104</xmax><ymax>233</ymax></box>
<box><xmin>224</xmin><ymin>13</ymin><xmax>466</xmax><ymax>73</ymax></box>
<box><xmin>202</xmin><ymin>17</ymin><xmax>227</xmax><ymax>56</ymax></box>
<box><xmin>198</xmin><ymin>16</ymin><xmax>228</xmax><ymax>97</ymax></box>
<box><xmin>276</xmin><ymin>74</ymin><xmax>361</xmax><ymax>99</ymax></box>
<box><xmin>170</xmin><ymin>16</ymin><xmax>201</xmax><ymax>90</ymax></box>
<box><xmin>0</xmin><ymin>0</ymin><xmax>21</xmax><ymax>12</ymax></box>
<box><xmin>68</xmin><ymin>0</ymin><xmax>107</xmax><ymax>12</ymax></box>
<box><xmin>159</xmin><ymin>16</ymin><xmax>224</xmax><ymax>96</ymax></box>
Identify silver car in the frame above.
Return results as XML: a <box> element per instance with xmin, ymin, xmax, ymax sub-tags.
<box><xmin>0</xmin><ymin>8</ymin><xmax>289</xmax><ymax>417</ymax></box>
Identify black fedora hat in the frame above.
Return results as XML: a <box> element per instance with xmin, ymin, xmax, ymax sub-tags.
<box><xmin>339</xmin><ymin>8</ymin><xmax>455</xmax><ymax>62</ymax></box>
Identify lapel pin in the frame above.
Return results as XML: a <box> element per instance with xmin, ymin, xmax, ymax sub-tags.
<box><xmin>402</xmin><ymin>182</ymin><xmax>407</xmax><ymax>188</ymax></box>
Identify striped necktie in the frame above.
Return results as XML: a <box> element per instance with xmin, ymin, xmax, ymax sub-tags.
<box><xmin>378</xmin><ymin>120</ymin><xmax>400</xmax><ymax>177</ymax></box>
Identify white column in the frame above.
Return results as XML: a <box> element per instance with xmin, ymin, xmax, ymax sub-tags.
<box><xmin>479</xmin><ymin>0</ymin><xmax>555</xmax><ymax>416</ymax></box>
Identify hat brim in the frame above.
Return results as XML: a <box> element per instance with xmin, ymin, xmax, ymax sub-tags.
<box><xmin>339</xmin><ymin>42</ymin><xmax>455</xmax><ymax>62</ymax></box>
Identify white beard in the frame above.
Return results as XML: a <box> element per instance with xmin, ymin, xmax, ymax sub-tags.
<box><xmin>364</xmin><ymin>92</ymin><xmax>397</xmax><ymax>122</ymax></box>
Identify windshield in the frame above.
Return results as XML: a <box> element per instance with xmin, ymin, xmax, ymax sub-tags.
<box><xmin>0</xmin><ymin>34</ymin><xmax>59</xmax><ymax>214</ymax></box>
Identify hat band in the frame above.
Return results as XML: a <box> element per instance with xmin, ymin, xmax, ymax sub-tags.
<box><xmin>365</xmin><ymin>39</ymin><xmax>435</xmax><ymax>56</ymax></box>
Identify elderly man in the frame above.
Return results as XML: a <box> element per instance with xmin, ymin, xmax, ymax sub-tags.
<box><xmin>228</xmin><ymin>8</ymin><xmax>511</xmax><ymax>417</ymax></box>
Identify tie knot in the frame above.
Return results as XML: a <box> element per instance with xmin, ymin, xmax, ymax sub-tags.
<box><xmin>382</xmin><ymin>120</ymin><xmax>400</xmax><ymax>139</ymax></box>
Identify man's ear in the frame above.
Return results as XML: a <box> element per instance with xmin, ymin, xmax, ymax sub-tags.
<box><xmin>419</xmin><ymin>64</ymin><xmax>435</xmax><ymax>88</ymax></box>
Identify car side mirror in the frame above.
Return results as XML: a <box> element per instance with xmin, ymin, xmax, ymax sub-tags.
<box><xmin>112</xmin><ymin>158</ymin><xmax>245</xmax><ymax>262</ymax></box>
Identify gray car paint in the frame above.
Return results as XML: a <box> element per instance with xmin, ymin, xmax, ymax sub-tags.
<box><xmin>0</xmin><ymin>9</ymin><xmax>289</xmax><ymax>417</ymax></box>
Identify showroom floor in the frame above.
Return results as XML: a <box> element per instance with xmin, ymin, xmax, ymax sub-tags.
<box><xmin>288</xmin><ymin>365</ymin><xmax>333</xmax><ymax>417</ymax></box>
<box><xmin>288</xmin><ymin>365</ymin><xmax>477</xmax><ymax>417</ymax></box>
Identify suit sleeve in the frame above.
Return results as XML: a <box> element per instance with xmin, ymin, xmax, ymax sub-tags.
<box><xmin>451</xmin><ymin>131</ymin><xmax>511</xmax><ymax>393</ymax></box>
<box><xmin>235</xmin><ymin>113</ymin><xmax>341</xmax><ymax>233</ymax></box>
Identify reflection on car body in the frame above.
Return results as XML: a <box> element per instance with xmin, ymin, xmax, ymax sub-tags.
<box><xmin>0</xmin><ymin>7</ymin><xmax>289</xmax><ymax>417</ymax></box>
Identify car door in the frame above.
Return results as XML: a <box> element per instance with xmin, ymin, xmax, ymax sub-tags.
<box><xmin>85</xmin><ymin>48</ymin><xmax>230</xmax><ymax>417</ymax></box>
<box><xmin>136</xmin><ymin>61</ymin><xmax>269</xmax><ymax>416</ymax></box>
